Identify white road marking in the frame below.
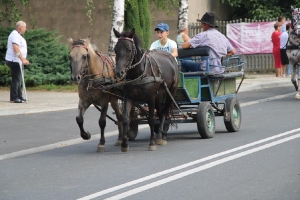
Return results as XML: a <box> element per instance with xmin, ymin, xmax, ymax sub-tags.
<box><xmin>77</xmin><ymin>129</ymin><xmax>300</xmax><ymax>200</ymax></box>
<box><xmin>103</xmin><ymin>133</ymin><xmax>300</xmax><ymax>200</ymax></box>
<box><xmin>240</xmin><ymin>92</ymin><xmax>295</xmax><ymax>107</ymax></box>
<box><xmin>0</xmin><ymin>125</ymin><xmax>148</xmax><ymax>161</ymax></box>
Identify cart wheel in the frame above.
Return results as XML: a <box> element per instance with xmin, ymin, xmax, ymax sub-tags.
<box><xmin>128</xmin><ymin>120</ymin><xmax>138</xmax><ymax>141</ymax></box>
<box><xmin>154</xmin><ymin>123</ymin><xmax>170</xmax><ymax>134</ymax></box>
<box><xmin>197</xmin><ymin>102</ymin><xmax>215</xmax><ymax>138</ymax></box>
<box><xmin>224</xmin><ymin>97</ymin><xmax>241</xmax><ymax>132</ymax></box>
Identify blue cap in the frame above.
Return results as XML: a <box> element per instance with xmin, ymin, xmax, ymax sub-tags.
<box><xmin>154</xmin><ymin>23</ymin><xmax>169</xmax><ymax>31</ymax></box>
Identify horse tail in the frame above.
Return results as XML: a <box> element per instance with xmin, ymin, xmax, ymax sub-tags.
<box><xmin>167</xmin><ymin>103</ymin><xmax>178</xmax><ymax>130</ymax></box>
<box><xmin>164</xmin><ymin>80</ymin><xmax>178</xmax><ymax>130</ymax></box>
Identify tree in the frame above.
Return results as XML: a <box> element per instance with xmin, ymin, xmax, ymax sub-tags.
<box><xmin>108</xmin><ymin>0</ymin><xmax>180</xmax><ymax>51</ymax></box>
<box><xmin>123</xmin><ymin>0</ymin><xmax>151</xmax><ymax>49</ymax></box>
<box><xmin>108</xmin><ymin>0</ymin><xmax>125</xmax><ymax>53</ymax></box>
<box><xmin>177</xmin><ymin>0</ymin><xmax>188</xmax><ymax>33</ymax></box>
<box><xmin>0</xmin><ymin>0</ymin><xmax>30</xmax><ymax>26</ymax></box>
<box><xmin>221</xmin><ymin>0</ymin><xmax>300</xmax><ymax>20</ymax></box>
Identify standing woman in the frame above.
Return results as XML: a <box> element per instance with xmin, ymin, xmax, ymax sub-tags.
<box><xmin>176</xmin><ymin>23</ymin><xmax>190</xmax><ymax>49</ymax></box>
<box><xmin>271</xmin><ymin>22</ymin><xmax>282</xmax><ymax>77</ymax></box>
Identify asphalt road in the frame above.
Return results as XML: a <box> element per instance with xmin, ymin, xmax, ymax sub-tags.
<box><xmin>1</xmin><ymin>87</ymin><xmax>299</xmax><ymax>200</ymax></box>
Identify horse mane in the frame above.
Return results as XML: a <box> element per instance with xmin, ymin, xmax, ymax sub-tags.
<box><xmin>121</xmin><ymin>30</ymin><xmax>143</xmax><ymax>48</ymax></box>
<box><xmin>72</xmin><ymin>39</ymin><xmax>98</xmax><ymax>52</ymax></box>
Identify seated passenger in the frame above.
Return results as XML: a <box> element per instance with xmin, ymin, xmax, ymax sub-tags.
<box><xmin>176</xmin><ymin>23</ymin><xmax>190</xmax><ymax>48</ymax></box>
<box><xmin>181</xmin><ymin>12</ymin><xmax>235</xmax><ymax>74</ymax></box>
<box><xmin>150</xmin><ymin>23</ymin><xmax>178</xmax><ymax>58</ymax></box>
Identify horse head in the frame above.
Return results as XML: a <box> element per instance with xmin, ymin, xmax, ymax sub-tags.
<box><xmin>68</xmin><ymin>36</ymin><xmax>91</xmax><ymax>83</ymax></box>
<box><xmin>291</xmin><ymin>5</ymin><xmax>300</xmax><ymax>36</ymax></box>
<box><xmin>113</xmin><ymin>28</ymin><xmax>141</xmax><ymax>81</ymax></box>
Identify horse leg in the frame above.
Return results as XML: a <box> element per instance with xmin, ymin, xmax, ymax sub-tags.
<box><xmin>76</xmin><ymin>99</ymin><xmax>91</xmax><ymax>140</ymax></box>
<box><xmin>291</xmin><ymin>63</ymin><xmax>299</xmax><ymax>91</ymax></box>
<box><xmin>121</xmin><ymin>98</ymin><xmax>132</xmax><ymax>152</ymax></box>
<box><xmin>295</xmin><ymin>65</ymin><xmax>300</xmax><ymax>99</ymax></box>
<box><xmin>110</xmin><ymin>99</ymin><xmax>123</xmax><ymax>146</ymax></box>
<box><xmin>148</xmin><ymin>99</ymin><xmax>158</xmax><ymax>151</ymax></box>
<box><xmin>97</xmin><ymin>102</ymin><xmax>109</xmax><ymax>152</ymax></box>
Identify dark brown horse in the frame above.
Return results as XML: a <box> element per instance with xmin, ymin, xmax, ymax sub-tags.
<box><xmin>68</xmin><ymin>36</ymin><xmax>123</xmax><ymax>152</ymax></box>
<box><xmin>113</xmin><ymin>28</ymin><xmax>179</xmax><ymax>152</ymax></box>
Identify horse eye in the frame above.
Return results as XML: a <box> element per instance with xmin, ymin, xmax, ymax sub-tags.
<box><xmin>127</xmin><ymin>49</ymin><xmax>131</xmax><ymax>53</ymax></box>
<box><xmin>82</xmin><ymin>55</ymin><xmax>87</xmax><ymax>59</ymax></box>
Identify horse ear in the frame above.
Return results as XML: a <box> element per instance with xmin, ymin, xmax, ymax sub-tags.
<box><xmin>87</xmin><ymin>36</ymin><xmax>91</xmax><ymax>43</ymax></box>
<box><xmin>130</xmin><ymin>28</ymin><xmax>135</xmax><ymax>38</ymax></box>
<box><xmin>291</xmin><ymin>5</ymin><xmax>294</xmax><ymax>12</ymax></box>
<box><xmin>113</xmin><ymin>28</ymin><xmax>121</xmax><ymax>38</ymax></box>
<box><xmin>67</xmin><ymin>37</ymin><xmax>73</xmax><ymax>45</ymax></box>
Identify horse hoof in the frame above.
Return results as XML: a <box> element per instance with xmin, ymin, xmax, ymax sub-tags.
<box><xmin>121</xmin><ymin>146</ymin><xmax>129</xmax><ymax>152</ymax></box>
<box><xmin>114</xmin><ymin>140</ymin><xmax>122</xmax><ymax>146</ymax></box>
<box><xmin>82</xmin><ymin>132</ymin><xmax>91</xmax><ymax>140</ymax></box>
<box><xmin>97</xmin><ymin>145</ymin><xmax>105</xmax><ymax>152</ymax></box>
<box><xmin>156</xmin><ymin>139</ymin><xmax>167</xmax><ymax>146</ymax></box>
<box><xmin>295</xmin><ymin>93</ymin><xmax>300</xmax><ymax>99</ymax></box>
<box><xmin>148</xmin><ymin>145</ymin><xmax>157</xmax><ymax>151</ymax></box>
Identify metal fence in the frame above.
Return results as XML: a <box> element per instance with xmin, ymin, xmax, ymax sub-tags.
<box><xmin>188</xmin><ymin>18</ymin><xmax>281</xmax><ymax>72</ymax></box>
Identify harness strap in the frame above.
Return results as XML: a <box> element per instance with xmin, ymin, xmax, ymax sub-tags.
<box><xmin>72</xmin><ymin>45</ymin><xmax>88</xmax><ymax>52</ymax></box>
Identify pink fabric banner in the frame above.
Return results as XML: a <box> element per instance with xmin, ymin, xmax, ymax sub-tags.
<box><xmin>226</xmin><ymin>21</ymin><xmax>290</xmax><ymax>54</ymax></box>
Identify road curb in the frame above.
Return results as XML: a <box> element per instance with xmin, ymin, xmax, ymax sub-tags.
<box><xmin>239</xmin><ymin>81</ymin><xmax>291</xmax><ymax>92</ymax></box>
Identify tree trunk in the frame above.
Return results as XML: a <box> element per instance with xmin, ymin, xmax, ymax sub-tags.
<box><xmin>108</xmin><ymin>0</ymin><xmax>125</xmax><ymax>53</ymax></box>
<box><xmin>177</xmin><ymin>0</ymin><xmax>189</xmax><ymax>33</ymax></box>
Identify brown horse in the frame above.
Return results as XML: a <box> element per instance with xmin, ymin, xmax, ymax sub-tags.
<box><xmin>113</xmin><ymin>28</ymin><xmax>179</xmax><ymax>152</ymax></box>
<box><xmin>68</xmin><ymin>36</ymin><xmax>123</xmax><ymax>152</ymax></box>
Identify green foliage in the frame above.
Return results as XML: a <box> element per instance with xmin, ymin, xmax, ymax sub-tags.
<box><xmin>138</xmin><ymin>0</ymin><xmax>151</xmax><ymax>49</ymax></box>
<box><xmin>124</xmin><ymin>0</ymin><xmax>152</xmax><ymax>49</ymax></box>
<box><xmin>0</xmin><ymin>0</ymin><xmax>30</xmax><ymax>26</ymax></box>
<box><xmin>0</xmin><ymin>64</ymin><xmax>11</xmax><ymax>86</ymax></box>
<box><xmin>0</xmin><ymin>27</ymin><xmax>70</xmax><ymax>86</ymax></box>
<box><xmin>222</xmin><ymin>0</ymin><xmax>300</xmax><ymax>20</ymax></box>
<box><xmin>149</xmin><ymin>0</ymin><xmax>179</xmax><ymax>12</ymax></box>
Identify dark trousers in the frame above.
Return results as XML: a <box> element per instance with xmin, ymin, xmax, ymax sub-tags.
<box><xmin>6</xmin><ymin>60</ymin><xmax>22</xmax><ymax>101</ymax></box>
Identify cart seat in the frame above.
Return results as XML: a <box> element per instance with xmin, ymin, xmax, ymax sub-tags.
<box><xmin>178</xmin><ymin>46</ymin><xmax>210</xmax><ymax>58</ymax></box>
<box><xmin>209</xmin><ymin>71</ymin><xmax>244</xmax><ymax>79</ymax></box>
<box><xmin>182</xmin><ymin>71</ymin><xmax>216</xmax><ymax>76</ymax></box>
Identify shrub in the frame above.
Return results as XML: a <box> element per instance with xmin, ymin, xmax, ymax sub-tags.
<box><xmin>0</xmin><ymin>64</ymin><xmax>11</xmax><ymax>86</ymax></box>
<box><xmin>0</xmin><ymin>27</ymin><xmax>70</xmax><ymax>86</ymax></box>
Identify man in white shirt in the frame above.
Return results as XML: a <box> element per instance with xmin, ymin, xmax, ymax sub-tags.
<box><xmin>149</xmin><ymin>23</ymin><xmax>178</xmax><ymax>58</ymax></box>
<box><xmin>5</xmin><ymin>21</ymin><xmax>30</xmax><ymax>103</ymax></box>
<box><xmin>280</xmin><ymin>23</ymin><xmax>290</xmax><ymax>77</ymax></box>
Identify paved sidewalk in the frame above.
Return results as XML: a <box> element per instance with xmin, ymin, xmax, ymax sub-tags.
<box><xmin>0</xmin><ymin>74</ymin><xmax>293</xmax><ymax>116</ymax></box>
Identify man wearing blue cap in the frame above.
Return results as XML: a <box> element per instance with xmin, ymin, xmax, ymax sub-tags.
<box><xmin>150</xmin><ymin>23</ymin><xmax>178</xmax><ymax>58</ymax></box>
<box><xmin>181</xmin><ymin>12</ymin><xmax>235</xmax><ymax>74</ymax></box>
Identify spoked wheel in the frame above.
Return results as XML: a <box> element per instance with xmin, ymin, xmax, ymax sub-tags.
<box><xmin>196</xmin><ymin>102</ymin><xmax>215</xmax><ymax>138</ymax></box>
<box><xmin>224</xmin><ymin>97</ymin><xmax>241</xmax><ymax>132</ymax></box>
<box><xmin>128</xmin><ymin>119</ymin><xmax>138</xmax><ymax>141</ymax></box>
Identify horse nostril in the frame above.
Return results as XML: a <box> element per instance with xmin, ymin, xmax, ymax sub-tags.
<box><xmin>120</xmin><ymin>71</ymin><xmax>124</xmax><ymax>76</ymax></box>
<box><xmin>77</xmin><ymin>76</ymin><xmax>81</xmax><ymax>80</ymax></box>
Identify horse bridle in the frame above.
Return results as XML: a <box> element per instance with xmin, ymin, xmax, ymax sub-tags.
<box><xmin>117</xmin><ymin>37</ymin><xmax>136</xmax><ymax>70</ymax></box>
<box><xmin>71</xmin><ymin>44</ymin><xmax>90</xmax><ymax>78</ymax></box>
